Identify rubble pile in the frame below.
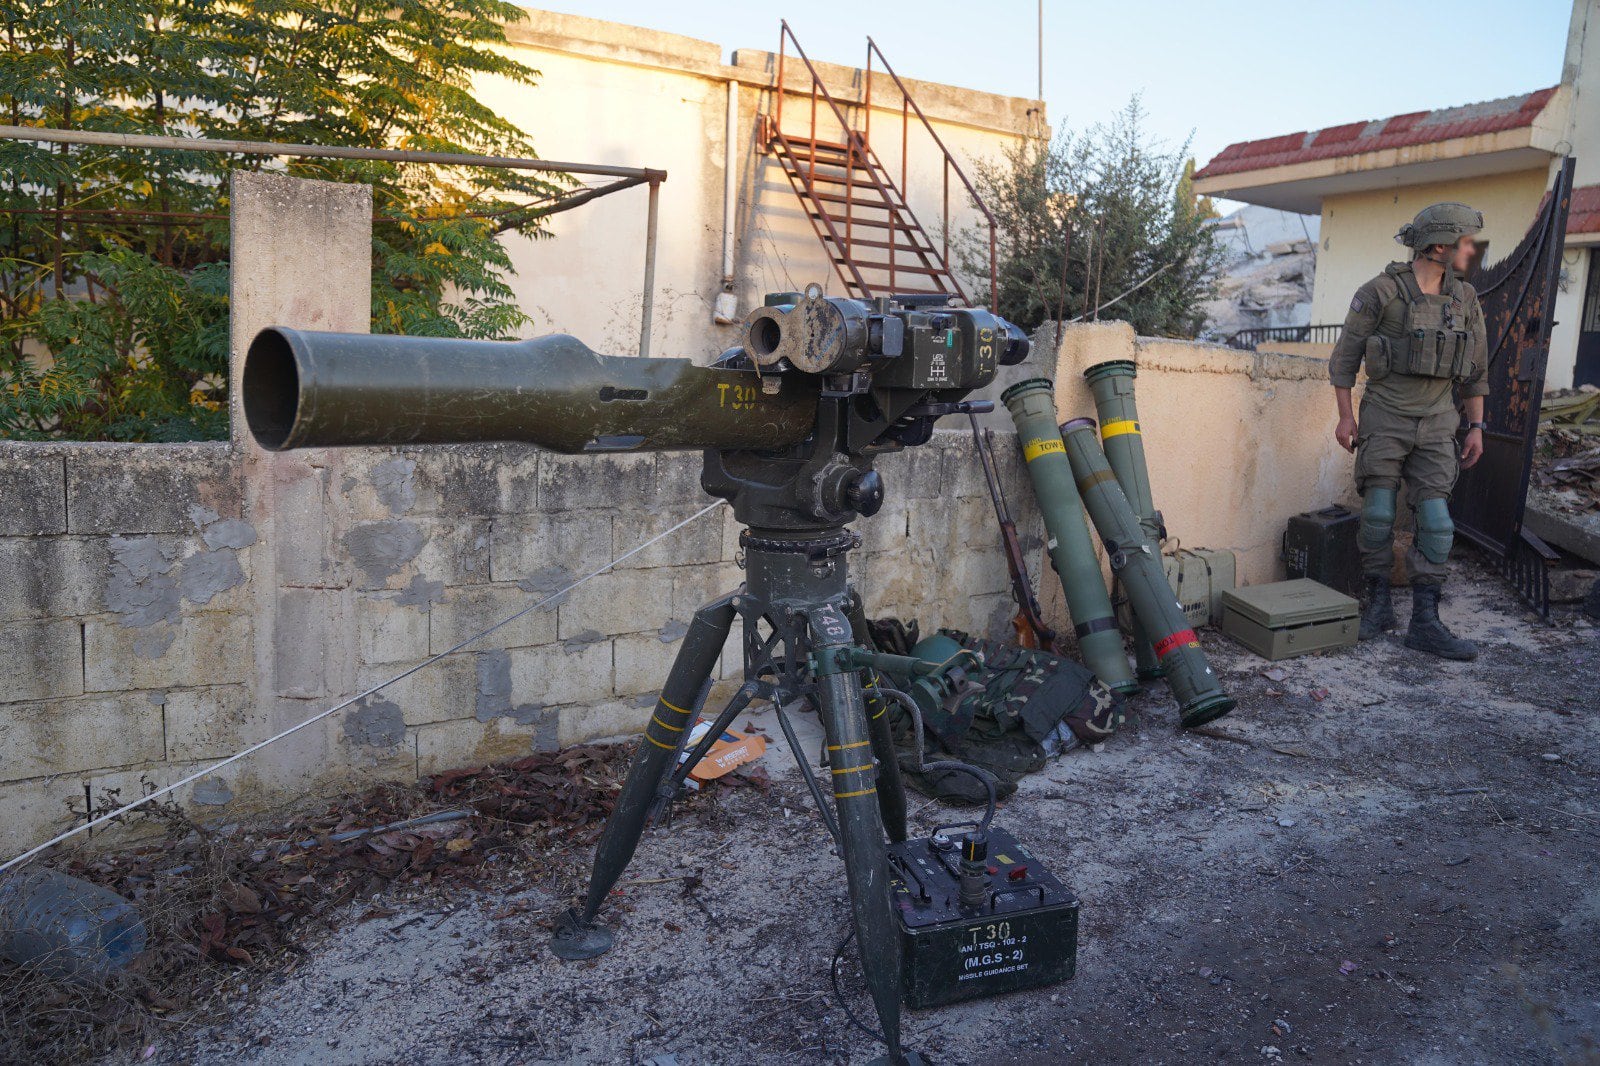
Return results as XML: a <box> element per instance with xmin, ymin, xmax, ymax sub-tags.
<box><xmin>1201</xmin><ymin>239</ymin><xmax>1317</xmax><ymax>342</ymax></box>
<box><xmin>1536</xmin><ymin>386</ymin><xmax>1600</xmax><ymax>514</ymax></box>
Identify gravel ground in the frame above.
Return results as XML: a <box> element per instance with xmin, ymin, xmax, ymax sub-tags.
<box><xmin>148</xmin><ymin>555</ymin><xmax>1599</xmax><ymax>1066</ymax></box>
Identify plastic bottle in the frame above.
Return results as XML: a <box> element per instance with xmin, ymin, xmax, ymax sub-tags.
<box><xmin>0</xmin><ymin>866</ymin><xmax>147</xmax><ymax>980</ymax></box>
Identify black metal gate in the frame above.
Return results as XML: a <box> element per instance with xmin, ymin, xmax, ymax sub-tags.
<box><xmin>1577</xmin><ymin>250</ymin><xmax>1600</xmax><ymax>388</ymax></box>
<box><xmin>1450</xmin><ymin>158</ymin><xmax>1575</xmax><ymax>617</ymax></box>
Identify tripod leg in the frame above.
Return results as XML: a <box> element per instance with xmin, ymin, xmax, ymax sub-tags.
<box><xmin>808</xmin><ymin>605</ymin><xmax>912</xmax><ymax>1066</ymax></box>
<box><xmin>551</xmin><ymin>594</ymin><xmax>736</xmax><ymax>960</ymax></box>
<box><xmin>845</xmin><ymin>600</ymin><xmax>907</xmax><ymax>844</ymax></box>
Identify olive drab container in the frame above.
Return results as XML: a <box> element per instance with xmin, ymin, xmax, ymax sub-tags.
<box><xmin>1220</xmin><ymin>579</ymin><xmax>1359</xmax><ymax>661</ymax></box>
<box><xmin>1082</xmin><ymin>359</ymin><xmax>1166</xmax><ymax>679</ymax></box>
<box><xmin>1059</xmin><ymin>418</ymin><xmax>1235</xmax><ymax>727</ymax></box>
<box><xmin>1113</xmin><ymin>547</ymin><xmax>1237</xmax><ymax>631</ymax></box>
<box><xmin>1000</xmin><ymin>378</ymin><xmax>1138</xmax><ymax>697</ymax></box>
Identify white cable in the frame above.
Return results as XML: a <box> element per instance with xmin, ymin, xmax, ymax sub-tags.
<box><xmin>0</xmin><ymin>499</ymin><xmax>728</xmax><ymax>876</ymax></box>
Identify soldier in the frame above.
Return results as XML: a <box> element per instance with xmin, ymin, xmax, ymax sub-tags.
<box><xmin>1329</xmin><ymin>202</ymin><xmax>1489</xmax><ymax>661</ymax></box>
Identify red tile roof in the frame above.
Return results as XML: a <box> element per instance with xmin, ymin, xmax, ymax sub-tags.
<box><xmin>1195</xmin><ymin>88</ymin><xmax>1559</xmax><ymax>180</ymax></box>
<box><xmin>1570</xmin><ymin>184</ymin><xmax>1600</xmax><ymax>235</ymax></box>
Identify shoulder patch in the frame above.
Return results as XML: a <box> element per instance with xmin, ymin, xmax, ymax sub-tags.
<box><xmin>1350</xmin><ymin>295</ymin><xmax>1364</xmax><ymax>313</ymax></box>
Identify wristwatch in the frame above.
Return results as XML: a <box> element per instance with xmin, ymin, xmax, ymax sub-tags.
<box><xmin>1465</xmin><ymin>421</ymin><xmax>1488</xmax><ymax>431</ymax></box>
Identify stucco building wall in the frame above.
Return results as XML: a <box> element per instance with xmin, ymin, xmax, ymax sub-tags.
<box><xmin>472</xmin><ymin>8</ymin><xmax>1038</xmax><ymax>362</ymax></box>
<box><xmin>1050</xmin><ymin>322</ymin><xmax>1355</xmax><ymax>589</ymax></box>
<box><xmin>1308</xmin><ymin>169</ymin><xmax>1553</xmax><ymax>327</ymax></box>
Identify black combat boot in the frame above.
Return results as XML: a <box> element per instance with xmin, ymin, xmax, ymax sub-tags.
<box><xmin>1404</xmin><ymin>583</ymin><xmax>1477</xmax><ymax>661</ymax></box>
<box><xmin>1359</xmin><ymin>576</ymin><xmax>1396</xmax><ymax>640</ymax></box>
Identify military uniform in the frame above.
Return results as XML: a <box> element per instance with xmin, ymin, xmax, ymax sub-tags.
<box><xmin>1329</xmin><ymin>201</ymin><xmax>1488</xmax><ymax>661</ymax></box>
<box><xmin>1329</xmin><ymin>261</ymin><xmax>1488</xmax><ymax>584</ymax></box>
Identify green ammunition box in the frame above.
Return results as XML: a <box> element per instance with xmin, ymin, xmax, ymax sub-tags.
<box><xmin>1220</xmin><ymin>579</ymin><xmax>1359</xmax><ymax>661</ymax></box>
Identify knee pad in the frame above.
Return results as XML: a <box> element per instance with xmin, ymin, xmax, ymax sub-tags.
<box><xmin>1415</xmin><ymin>497</ymin><xmax>1455</xmax><ymax>564</ymax></box>
<box><xmin>1360</xmin><ymin>488</ymin><xmax>1397</xmax><ymax>551</ymax></box>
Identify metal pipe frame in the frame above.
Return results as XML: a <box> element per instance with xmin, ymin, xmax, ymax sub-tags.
<box><xmin>0</xmin><ymin>123</ymin><xmax>668</xmax><ymax>364</ymax></box>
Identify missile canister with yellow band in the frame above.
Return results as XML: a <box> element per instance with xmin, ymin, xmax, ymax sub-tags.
<box><xmin>1060</xmin><ymin>417</ymin><xmax>1235</xmax><ymax>727</ymax></box>
<box><xmin>1001</xmin><ymin>378</ymin><xmax>1137</xmax><ymax>696</ymax></box>
<box><xmin>1083</xmin><ymin>359</ymin><xmax>1164</xmax><ymax>680</ymax></box>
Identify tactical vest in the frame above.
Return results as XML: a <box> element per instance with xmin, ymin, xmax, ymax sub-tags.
<box><xmin>1363</xmin><ymin>264</ymin><xmax>1474</xmax><ymax>382</ymax></box>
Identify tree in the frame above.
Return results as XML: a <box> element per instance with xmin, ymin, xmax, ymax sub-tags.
<box><xmin>0</xmin><ymin>0</ymin><xmax>565</xmax><ymax>441</ymax></box>
<box><xmin>961</xmin><ymin>98</ymin><xmax>1223</xmax><ymax>338</ymax></box>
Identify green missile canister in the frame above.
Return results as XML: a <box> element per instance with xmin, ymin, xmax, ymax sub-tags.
<box><xmin>1083</xmin><ymin>359</ymin><xmax>1164</xmax><ymax>680</ymax></box>
<box><xmin>1059</xmin><ymin>417</ymin><xmax>1235</xmax><ymax>727</ymax></box>
<box><xmin>1001</xmin><ymin>379</ymin><xmax>1137</xmax><ymax>696</ymax></box>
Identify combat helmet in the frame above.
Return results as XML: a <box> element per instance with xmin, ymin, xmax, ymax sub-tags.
<box><xmin>1395</xmin><ymin>202</ymin><xmax>1483</xmax><ymax>250</ymax></box>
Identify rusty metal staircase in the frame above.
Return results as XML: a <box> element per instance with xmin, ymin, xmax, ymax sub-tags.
<box><xmin>761</xmin><ymin>22</ymin><xmax>997</xmax><ymax>306</ymax></box>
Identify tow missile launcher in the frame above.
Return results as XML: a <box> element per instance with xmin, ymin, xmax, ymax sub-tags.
<box><xmin>244</xmin><ymin>284</ymin><xmax>1034</xmax><ymax>1066</ymax></box>
<box><xmin>1059</xmin><ymin>418</ymin><xmax>1236</xmax><ymax>728</ymax></box>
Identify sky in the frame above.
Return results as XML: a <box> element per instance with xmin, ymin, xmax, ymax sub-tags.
<box><xmin>531</xmin><ymin>0</ymin><xmax>1574</xmax><ymax>185</ymax></box>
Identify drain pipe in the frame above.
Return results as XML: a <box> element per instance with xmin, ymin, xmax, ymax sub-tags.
<box><xmin>714</xmin><ymin>77</ymin><xmax>740</xmax><ymax>325</ymax></box>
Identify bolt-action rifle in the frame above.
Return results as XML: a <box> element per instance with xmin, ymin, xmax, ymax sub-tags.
<box><xmin>968</xmin><ymin>413</ymin><xmax>1062</xmax><ymax>655</ymax></box>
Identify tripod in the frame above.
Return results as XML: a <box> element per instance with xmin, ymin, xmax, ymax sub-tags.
<box><xmin>552</xmin><ymin>524</ymin><xmax>925</xmax><ymax>1066</ymax></box>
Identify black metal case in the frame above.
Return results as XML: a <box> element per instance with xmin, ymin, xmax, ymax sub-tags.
<box><xmin>1283</xmin><ymin>505</ymin><xmax>1362</xmax><ymax>597</ymax></box>
<box><xmin>887</xmin><ymin>827</ymin><xmax>1078</xmax><ymax>1009</ymax></box>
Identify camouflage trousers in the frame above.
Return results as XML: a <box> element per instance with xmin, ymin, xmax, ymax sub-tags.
<box><xmin>1353</xmin><ymin>401</ymin><xmax>1460</xmax><ymax>584</ymax></box>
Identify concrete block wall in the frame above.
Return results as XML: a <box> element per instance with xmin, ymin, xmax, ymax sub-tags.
<box><xmin>0</xmin><ymin>431</ymin><xmax>1040</xmax><ymax>856</ymax></box>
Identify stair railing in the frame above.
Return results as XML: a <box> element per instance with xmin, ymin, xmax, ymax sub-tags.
<box><xmin>775</xmin><ymin>20</ymin><xmax>876</xmax><ymax>295</ymax></box>
<box><xmin>865</xmin><ymin>36</ymin><xmax>998</xmax><ymax>308</ymax></box>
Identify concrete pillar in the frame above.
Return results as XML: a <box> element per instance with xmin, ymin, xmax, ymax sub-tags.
<box><xmin>230</xmin><ymin>171</ymin><xmax>372</xmax><ymax>795</ymax></box>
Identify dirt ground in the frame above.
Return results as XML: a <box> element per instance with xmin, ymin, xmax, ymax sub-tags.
<box><xmin>147</xmin><ymin>554</ymin><xmax>1599</xmax><ymax>1066</ymax></box>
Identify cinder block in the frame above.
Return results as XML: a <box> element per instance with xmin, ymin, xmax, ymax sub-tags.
<box><xmin>271</xmin><ymin>588</ymin><xmax>342</xmax><ymax>698</ymax></box>
<box><xmin>0</xmin><ymin>693</ymin><xmax>164</xmax><ymax>782</ymax></box>
<box><xmin>856</xmin><ymin>502</ymin><xmax>911</xmax><ymax>555</ymax></box>
<box><xmin>877</xmin><ymin>444</ymin><xmax>944</xmax><ymax>500</ymax></box>
<box><xmin>355</xmin><ymin>653</ymin><xmax>479</xmax><ymax>727</ymax></box>
<box><xmin>0</xmin><ymin>618</ymin><xmax>83</xmax><ymax>702</ymax></box>
<box><xmin>538</xmin><ymin>451</ymin><xmax>655</xmax><ymax>511</ymax></box>
<box><xmin>495</xmin><ymin>455</ymin><xmax>541</xmax><ymax>514</ymax></box>
<box><xmin>939</xmin><ymin>432</ymin><xmax>992</xmax><ymax>500</ymax></box>
<box><xmin>411</xmin><ymin>517</ymin><xmax>492</xmax><ymax>586</ymax></box>
<box><xmin>0</xmin><ymin>536</ymin><xmax>108</xmax><ymax>621</ymax></box>
<box><xmin>507</xmin><ymin>638</ymin><xmax>613</xmax><ymax>708</ymax></box>
<box><xmin>355</xmin><ymin>592</ymin><xmax>432</xmax><ymax>666</ymax></box>
<box><xmin>339</xmin><ymin>452</ymin><xmax>420</xmax><ymax>520</ymax></box>
<box><xmin>66</xmin><ymin>443</ymin><xmax>239</xmax><ymax>534</ymax></box>
<box><xmin>558</xmin><ymin>567</ymin><xmax>674</xmax><ymax>638</ymax></box>
<box><xmin>341</xmin><ymin>518</ymin><xmax>427</xmax><ymax>591</ymax></box>
<box><xmin>84</xmin><ymin>612</ymin><xmax>251</xmax><ymax>692</ymax></box>
<box><xmin>0</xmin><ymin>449</ymin><xmax>66</xmax><ymax>534</ymax></box>
<box><xmin>163</xmin><ymin>685</ymin><xmax>268</xmax><ymax>762</ymax></box>
<box><xmin>670</xmin><ymin>561</ymin><xmax>743</xmax><ymax>618</ymax></box>
<box><xmin>490</xmin><ymin>511</ymin><xmax>612</xmax><ymax>584</ymax></box>
<box><xmin>410</xmin><ymin>445</ymin><xmax>511</xmax><ymax>517</ymax></box>
<box><xmin>947</xmin><ymin>548</ymin><xmax>1012</xmax><ymax>598</ymax></box>
<box><xmin>906</xmin><ymin>494</ymin><xmax>956</xmax><ymax>550</ymax></box>
<box><xmin>416</xmin><ymin>713</ymin><xmax>556</xmax><ymax>776</ymax></box>
<box><xmin>613</xmin><ymin>507</ymin><xmax>724</xmax><ymax>569</ymax></box>
<box><xmin>855</xmin><ymin>547</ymin><xmax>938</xmax><ymax>611</ymax></box>
<box><xmin>613</xmin><ymin>631</ymin><xmax>684</xmax><ymax>696</ymax></box>
<box><xmin>428</xmin><ymin>583</ymin><xmax>556</xmax><ymax>655</ymax></box>
<box><xmin>0</xmin><ymin>776</ymin><xmax>83</xmax><ymax>857</ymax></box>
<box><xmin>558</xmin><ymin>699</ymin><xmax>650</xmax><ymax>747</ymax></box>
<box><xmin>653</xmin><ymin>454</ymin><xmax>706</xmax><ymax>509</ymax></box>
<box><xmin>269</xmin><ymin>460</ymin><xmax>341</xmax><ymax>588</ymax></box>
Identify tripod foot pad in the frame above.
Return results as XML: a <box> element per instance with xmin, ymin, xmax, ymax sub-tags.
<box><xmin>550</xmin><ymin>909</ymin><xmax>615</xmax><ymax>961</ymax></box>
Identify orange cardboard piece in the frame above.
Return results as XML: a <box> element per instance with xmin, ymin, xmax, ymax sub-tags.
<box><xmin>681</xmin><ymin>718</ymin><xmax>768</xmax><ymax>783</ymax></box>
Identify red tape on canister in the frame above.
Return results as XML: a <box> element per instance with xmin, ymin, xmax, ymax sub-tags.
<box><xmin>1153</xmin><ymin>629</ymin><xmax>1198</xmax><ymax>658</ymax></box>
